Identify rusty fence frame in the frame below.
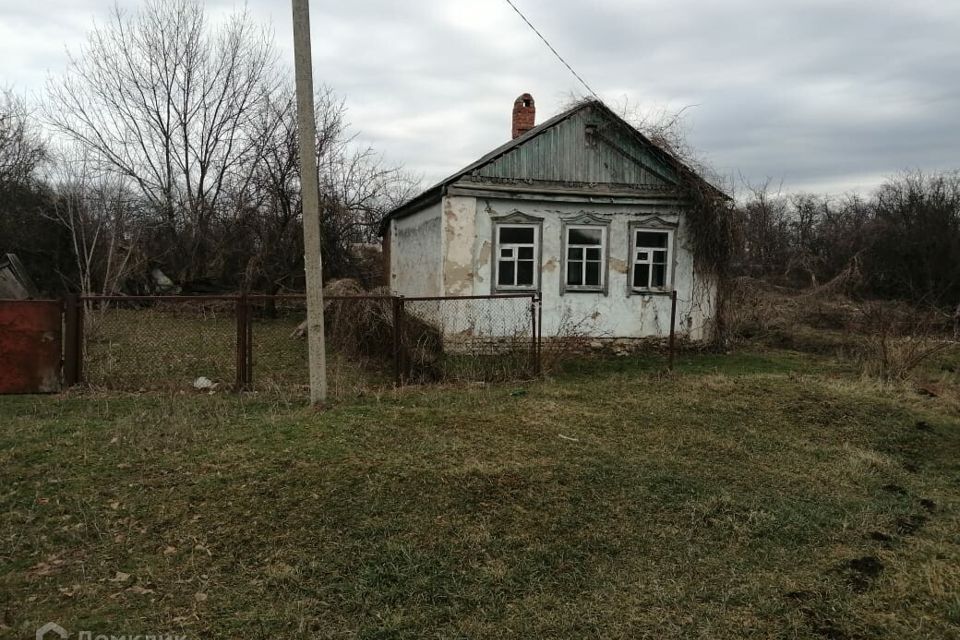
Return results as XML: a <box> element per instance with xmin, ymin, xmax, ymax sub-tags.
<box><xmin>63</xmin><ymin>292</ymin><xmax>542</xmax><ymax>391</ymax></box>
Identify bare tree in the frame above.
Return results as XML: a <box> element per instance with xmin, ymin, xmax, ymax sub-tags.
<box><xmin>0</xmin><ymin>89</ymin><xmax>46</xmax><ymax>186</ymax></box>
<box><xmin>46</xmin><ymin>147</ymin><xmax>145</xmax><ymax>297</ymax></box>
<box><xmin>233</xmin><ymin>85</ymin><xmax>419</xmax><ymax>292</ymax></box>
<box><xmin>45</xmin><ymin>0</ymin><xmax>278</xmax><ymax>282</ymax></box>
<box><xmin>44</xmin><ymin>0</ymin><xmax>416</xmax><ymax>295</ymax></box>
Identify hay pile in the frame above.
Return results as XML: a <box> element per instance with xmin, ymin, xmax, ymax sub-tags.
<box><xmin>292</xmin><ymin>279</ymin><xmax>443</xmax><ymax>375</ymax></box>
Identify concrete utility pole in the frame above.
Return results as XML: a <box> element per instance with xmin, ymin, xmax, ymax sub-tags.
<box><xmin>291</xmin><ymin>0</ymin><xmax>327</xmax><ymax>404</ymax></box>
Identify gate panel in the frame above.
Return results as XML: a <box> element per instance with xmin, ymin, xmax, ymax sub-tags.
<box><xmin>0</xmin><ymin>300</ymin><xmax>62</xmax><ymax>394</ymax></box>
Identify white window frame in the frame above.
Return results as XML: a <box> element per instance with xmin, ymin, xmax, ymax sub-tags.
<box><xmin>629</xmin><ymin>224</ymin><xmax>675</xmax><ymax>294</ymax></box>
<box><xmin>561</xmin><ymin>222</ymin><xmax>609</xmax><ymax>294</ymax></box>
<box><xmin>492</xmin><ymin>213</ymin><xmax>542</xmax><ymax>292</ymax></box>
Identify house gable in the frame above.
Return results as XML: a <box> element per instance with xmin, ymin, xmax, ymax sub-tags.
<box><xmin>382</xmin><ymin>98</ymin><xmax>727</xmax><ymax>233</ymax></box>
<box><xmin>467</xmin><ymin>103</ymin><xmax>679</xmax><ymax>190</ymax></box>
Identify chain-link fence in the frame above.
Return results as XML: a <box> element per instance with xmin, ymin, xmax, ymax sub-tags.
<box><xmin>70</xmin><ymin>293</ymin><xmax>540</xmax><ymax>395</ymax></box>
<box><xmin>401</xmin><ymin>295</ymin><xmax>539</xmax><ymax>382</ymax></box>
<box><xmin>80</xmin><ymin>297</ymin><xmax>237</xmax><ymax>391</ymax></box>
<box><xmin>247</xmin><ymin>295</ymin><xmax>397</xmax><ymax>395</ymax></box>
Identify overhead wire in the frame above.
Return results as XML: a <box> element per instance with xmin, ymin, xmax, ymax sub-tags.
<box><xmin>501</xmin><ymin>0</ymin><xmax>603</xmax><ymax>102</ymax></box>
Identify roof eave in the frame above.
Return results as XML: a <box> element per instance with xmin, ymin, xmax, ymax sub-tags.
<box><xmin>378</xmin><ymin>184</ymin><xmax>444</xmax><ymax>236</ymax></box>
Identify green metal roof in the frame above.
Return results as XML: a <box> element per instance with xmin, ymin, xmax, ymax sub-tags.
<box><xmin>380</xmin><ymin>99</ymin><xmax>727</xmax><ymax>233</ymax></box>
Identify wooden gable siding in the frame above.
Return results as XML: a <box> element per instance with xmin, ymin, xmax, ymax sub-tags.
<box><xmin>470</xmin><ymin>105</ymin><xmax>678</xmax><ymax>188</ymax></box>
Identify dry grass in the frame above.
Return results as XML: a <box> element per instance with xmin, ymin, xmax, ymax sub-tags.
<box><xmin>727</xmin><ymin>277</ymin><xmax>959</xmax><ymax>387</ymax></box>
<box><xmin>2</xmin><ymin>347</ymin><xmax>959</xmax><ymax>638</ymax></box>
<box><xmin>82</xmin><ymin>292</ymin><xmax>536</xmax><ymax>394</ymax></box>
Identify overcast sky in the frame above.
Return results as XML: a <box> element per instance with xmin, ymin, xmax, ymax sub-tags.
<box><xmin>2</xmin><ymin>0</ymin><xmax>958</xmax><ymax>196</ymax></box>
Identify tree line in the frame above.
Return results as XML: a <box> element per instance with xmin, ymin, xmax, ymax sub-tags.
<box><xmin>0</xmin><ymin>0</ymin><xmax>417</xmax><ymax>296</ymax></box>
<box><xmin>735</xmin><ymin>172</ymin><xmax>960</xmax><ymax>307</ymax></box>
<box><xmin>1</xmin><ymin>0</ymin><xmax>957</xmax><ymax>310</ymax></box>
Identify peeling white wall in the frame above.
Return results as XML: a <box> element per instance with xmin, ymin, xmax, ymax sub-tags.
<box><xmin>442</xmin><ymin>195</ymin><xmax>478</xmax><ymax>296</ymax></box>
<box><xmin>390</xmin><ymin>201</ymin><xmax>442</xmax><ymax>297</ymax></box>
<box><xmin>442</xmin><ymin>193</ymin><xmax>717</xmax><ymax>340</ymax></box>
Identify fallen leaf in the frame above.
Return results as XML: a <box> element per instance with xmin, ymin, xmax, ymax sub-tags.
<box><xmin>163</xmin><ymin>546</ymin><xmax>177</xmax><ymax>556</ymax></box>
<box><xmin>127</xmin><ymin>585</ymin><xmax>154</xmax><ymax>595</ymax></box>
<box><xmin>110</xmin><ymin>571</ymin><xmax>131</xmax><ymax>583</ymax></box>
<box><xmin>194</xmin><ymin>592</ymin><xmax>208</xmax><ymax>602</ymax></box>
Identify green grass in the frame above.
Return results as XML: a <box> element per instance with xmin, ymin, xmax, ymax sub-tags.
<box><xmin>2</xmin><ymin>348</ymin><xmax>959</xmax><ymax>638</ymax></box>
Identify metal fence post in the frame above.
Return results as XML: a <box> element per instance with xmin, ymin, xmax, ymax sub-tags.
<box><xmin>235</xmin><ymin>294</ymin><xmax>247</xmax><ymax>390</ymax></box>
<box><xmin>668</xmin><ymin>290</ymin><xmax>678</xmax><ymax>371</ymax></box>
<box><xmin>530</xmin><ymin>293</ymin><xmax>540</xmax><ymax>376</ymax></box>
<box><xmin>63</xmin><ymin>294</ymin><xmax>81</xmax><ymax>386</ymax></box>
<box><xmin>397</xmin><ymin>296</ymin><xmax>409</xmax><ymax>384</ymax></box>
<box><xmin>392</xmin><ymin>296</ymin><xmax>402</xmax><ymax>386</ymax></box>
<box><xmin>537</xmin><ymin>291</ymin><xmax>543</xmax><ymax>375</ymax></box>
<box><xmin>245</xmin><ymin>296</ymin><xmax>253</xmax><ymax>388</ymax></box>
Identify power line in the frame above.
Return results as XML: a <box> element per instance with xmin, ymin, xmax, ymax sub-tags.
<box><xmin>502</xmin><ymin>0</ymin><xmax>602</xmax><ymax>102</ymax></box>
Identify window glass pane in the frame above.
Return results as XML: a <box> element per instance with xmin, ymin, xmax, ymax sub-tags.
<box><xmin>653</xmin><ymin>250</ymin><xmax>667</xmax><ymax>265</ymax></box>
<box><xmin>586</xmin><ymin>247</ymin><xmax>601</xmax><ymax>261</ymax></box>
<box><xmin>567</xmin><ymin>261</ymin><xmax>582</xmax><ymax>286</ymax></box>
<box><xmin>499</xmin><ymin>226</ymin><xmax>534</xmax><ymax>244</ymax></box>
<box><xmin>518</xmin><ymin>246</ymin><xmax>533</xmax><ymax>260</ymax></box>
<box><xmin>637</xmin><ymin>251</ymin><xmax>648</xmax><ymax>261</ymax></box>
<box><xmin>498</xmin><ymin>260</ymin><xmax>515</xmax><ymax>286</ymax></box>
<box><xmin>635</xmin><ymin>231</ymin><xmax>668</xmax><ymax>248</ymax></box>
<box><xmin>652</xmin><ymin>264</ymin><xmax>666</xmax><ymax>287</ymax></box>
<box><xmin>633</xmin><ymin>264</ymin><xmax>649</xmax><ymax>288</ymax></box>
<box><xmin>568</xmin><ymin>227</ymin><xmax>602</xmax><ymax>245</ymax></box>
<box><xmin>569</xmin><ymin>247</ymin><xmax>583</xmax><ymax>260</ymax></box>
<box><xmin>517</xmin><ymin>260</ymin><xmax>534</xmax><ymax>286</ymax></box>
<box><xmin>585</xmin><ymin>261</ymin><xmax>600</xmax><ymax>286</ymax></box>
<box><xmin>500</xmin><ymin>247</ymin><xmax>513</xmax><ymax>258</ymax></box>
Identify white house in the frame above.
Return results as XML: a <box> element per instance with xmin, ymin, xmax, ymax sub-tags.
<box><xmin>380</xmin><ymin>95</ymin><xmax>727</xmax><ymax>341</ymax></box>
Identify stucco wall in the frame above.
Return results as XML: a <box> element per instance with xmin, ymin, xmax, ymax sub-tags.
<box><xmin>442</xmin><ymin>195</ymin><xmax>478</xmax><ymax>296</ymax></box>
<box><xmin>389</xmin><ymin>201</ymin><xmax>442</xmax><ymax>297</ymax></box>
<box><xmin>441</xmin><ymin>194</ymin><xmax>717</xmax><ymax>340</ymax></box>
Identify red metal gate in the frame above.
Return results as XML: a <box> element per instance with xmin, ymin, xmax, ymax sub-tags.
<box><xmin>0</xmin><ymin>300</ymin><xmax>62</xmax><ymax>394</ymax></box>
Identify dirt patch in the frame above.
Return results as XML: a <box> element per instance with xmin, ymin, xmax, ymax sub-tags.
<box><xmin>867</xmin><ymin>531</ymin><xmax>893</xmax><ymax>543</ymax></box>
<box><xmin>844</xmin><ymin>555</ymin><xmax>884</xmax><ymax>593</ymax></box>
<box><xmin>895</xmin><ymin>514</ymin><xmax>927</xmax><ymax>535</ymax></box>
<box><xmin>915</xmin><ymin>420</ymin><xmax>934</xmax><ymax>433</ymax></box>
<box><xmin>881</xmin><ymin>483</ymin><xmax>907</xmax><ymax>496</ymax></box>
<box><xmin>919</xmin><ymin>498</ymin><xmax>937</xmax><ymax>512</ymax></box>
<box><xmin>810</xmin><ymin>620</ymin><xmax>850</xmax><ymax>640</ymax></box>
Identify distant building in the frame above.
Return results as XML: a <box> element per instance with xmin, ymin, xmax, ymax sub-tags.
<box><xmin>380</xmin><ymin>95</ymin><xmax>727</xmax><ymax>340</ymax></box>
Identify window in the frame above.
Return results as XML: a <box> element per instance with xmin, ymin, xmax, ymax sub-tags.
<box><xmin>564</xmin><ymin>225</ymin><xmax>606</xmax><ymax>291</ymax></box>
<box><xmin>631</xmin><ymin>229</ymin><xmax>673</xmax><ymax>291</ymax></box>
<box><xmin>495</xmin><ymin>224</ymin><xmax>538</xmax><ymax>289</ymax></box>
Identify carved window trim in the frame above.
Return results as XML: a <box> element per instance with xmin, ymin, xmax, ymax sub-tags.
<box><xmin>491</xmin><ymin>211</ymin><xmax>543</xmax><ymax>292</ymax></box>
<box><xmin>560</xmin><ymin>213</ymin><xmax>611</xmax><ymax>296</ymax></box>
<box><xmin>627</xmin><ymin>217</ymin><xmax>678</xmax><ymax>296</ymax></box>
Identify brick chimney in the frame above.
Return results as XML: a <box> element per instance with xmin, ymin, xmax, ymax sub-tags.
<box><xmin>512</xmin><ymin>93</ymin><xmax>536</xmax><ymax>139</ymax></box>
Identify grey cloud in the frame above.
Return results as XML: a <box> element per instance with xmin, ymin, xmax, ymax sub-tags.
<box><xmin>1</xmin><ymin>0</ymin><xmax>957</xmax><ymax>195</ymax></box>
